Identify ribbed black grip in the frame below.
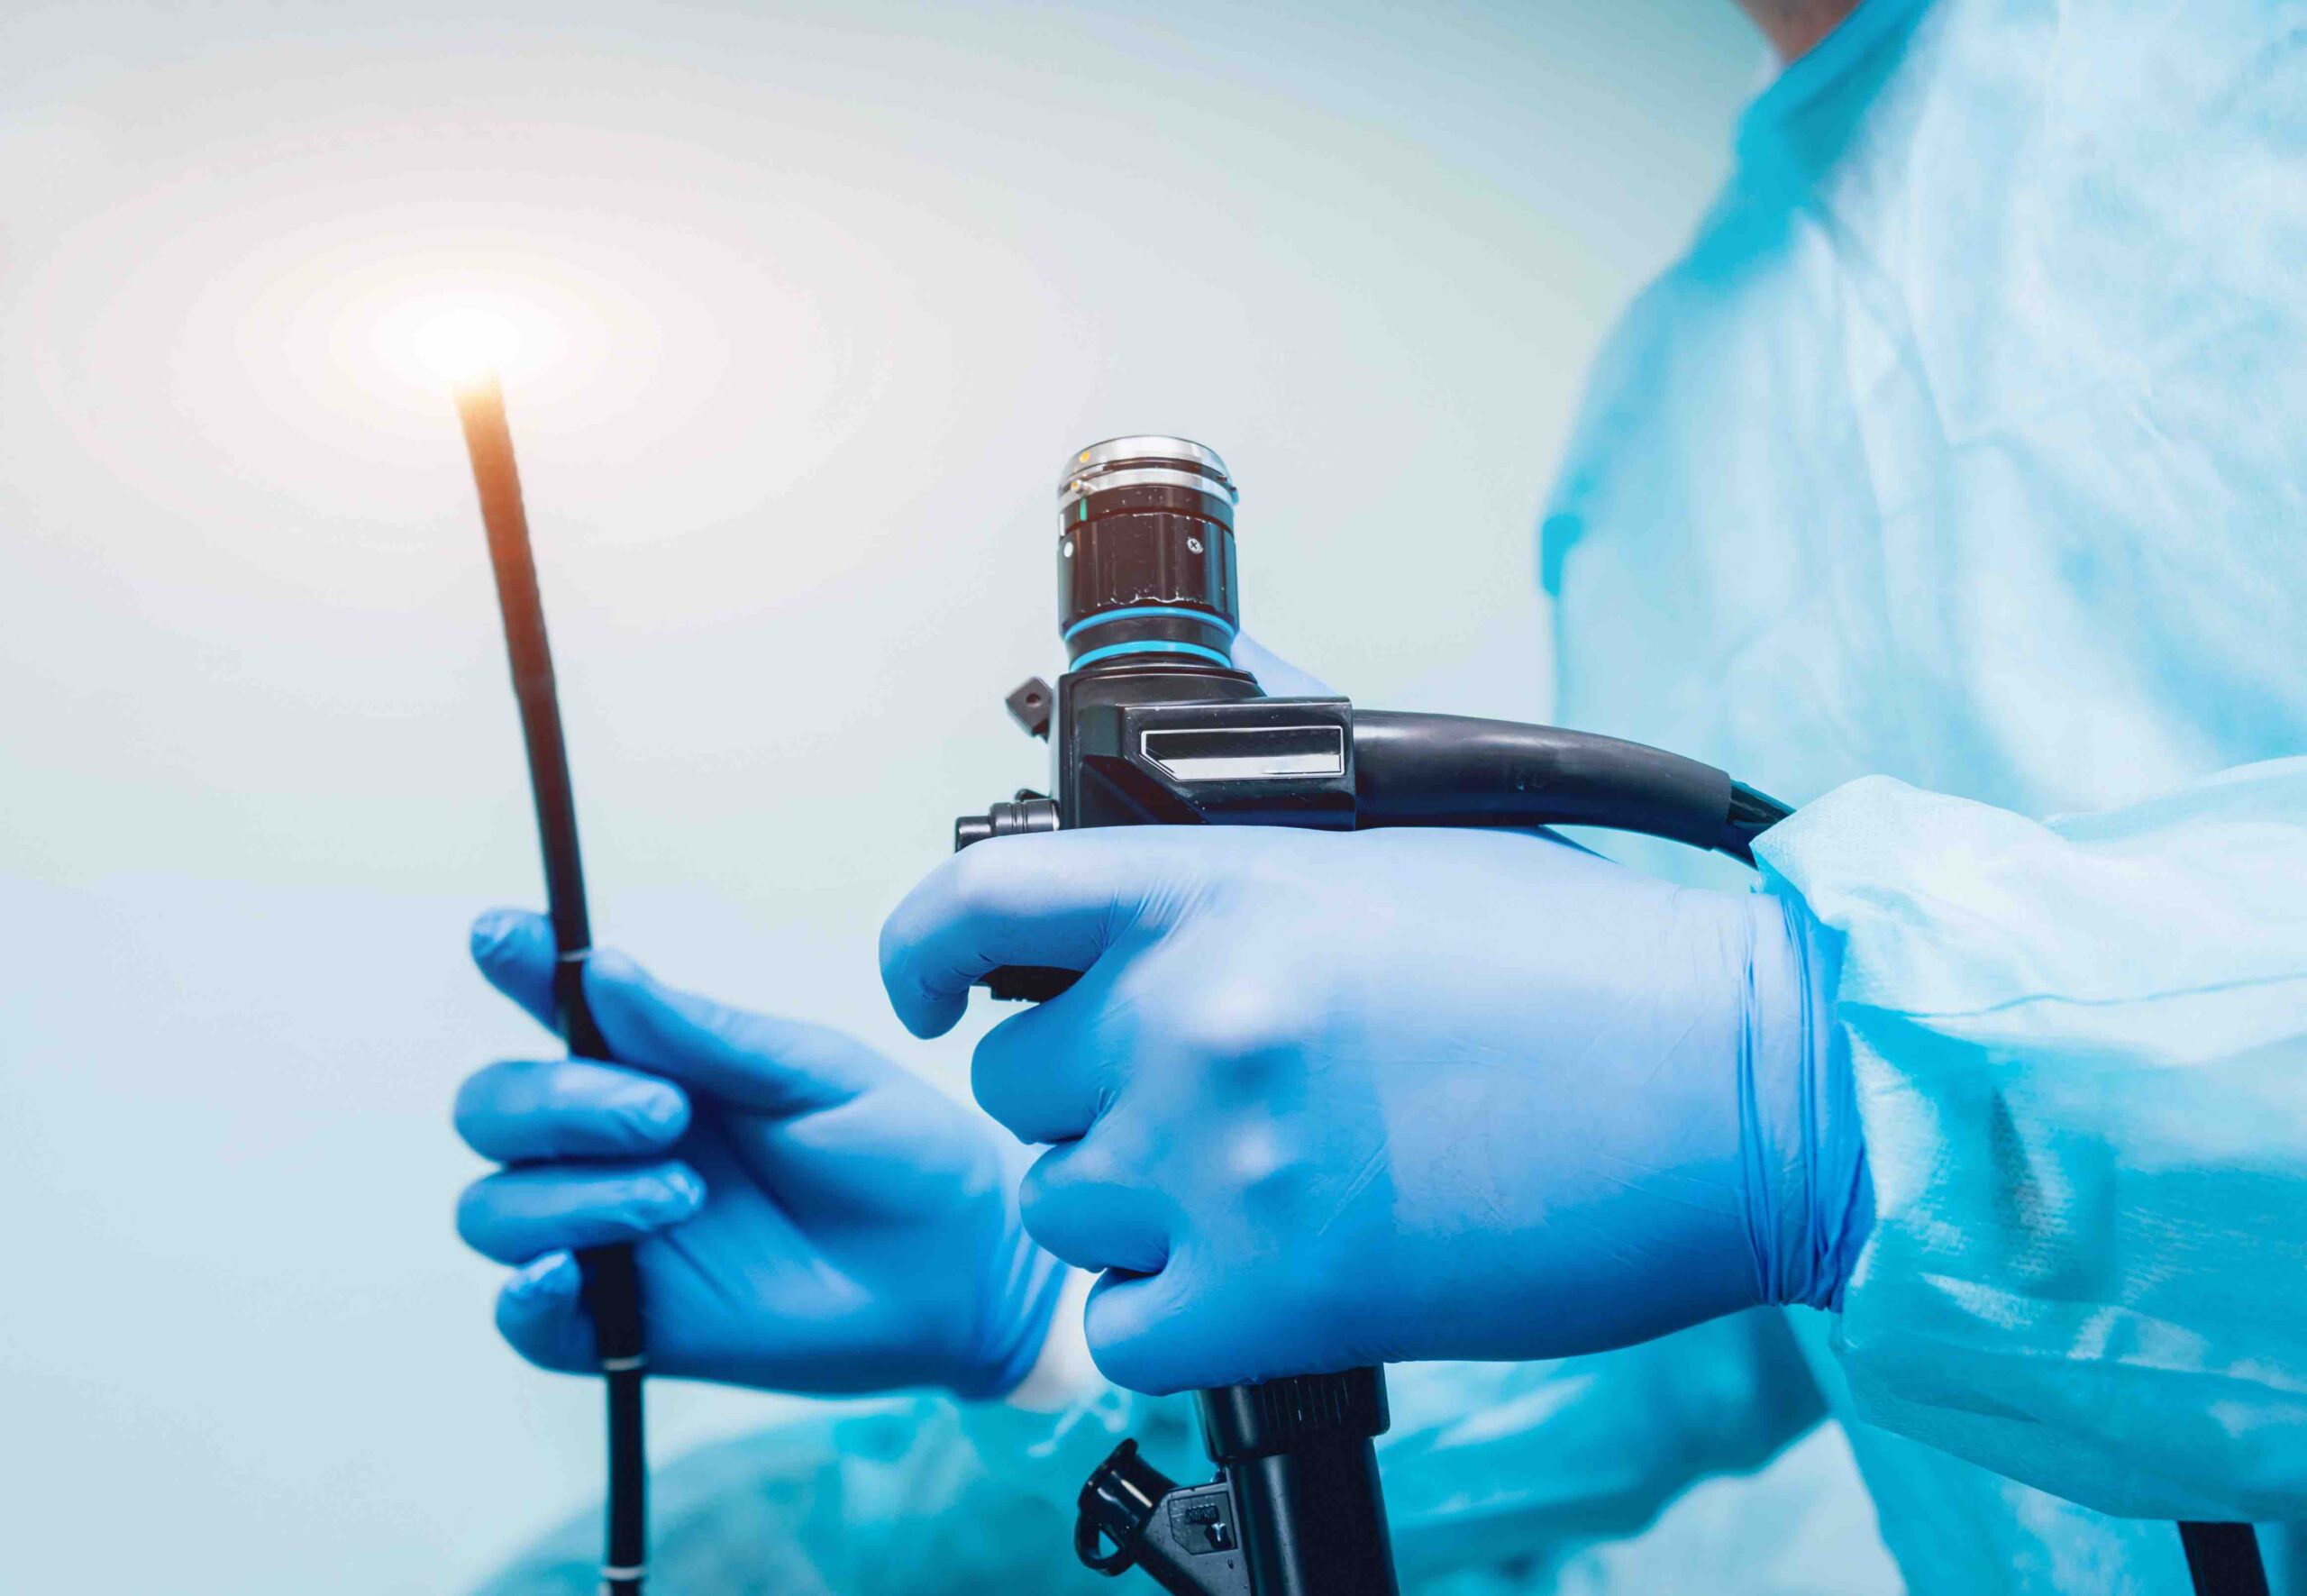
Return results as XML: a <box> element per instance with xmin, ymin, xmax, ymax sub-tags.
<box><xmin>1197</xmin><ymin>1369</ymin><xmax>1390</xmax><ymax>1462</ymax></box>
<box><xmin>1195</xmin><ymin>1371</ymin><xmax>1397</xmax><ymax>1596</ymax></box>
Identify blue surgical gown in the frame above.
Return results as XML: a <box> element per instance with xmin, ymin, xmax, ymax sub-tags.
<box><xmin>476</xmin><ymin>1318</ymin><xmax>1892</xmax><ymax>1594</ymax></box>
<box><xmin>1545</xmin><ymin>0</ymin><xmax>2307</xmax><ymax>1529</ymax></box>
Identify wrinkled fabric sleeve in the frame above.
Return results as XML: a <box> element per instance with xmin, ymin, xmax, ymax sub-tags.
<box><xmin>471</xmin><ymin>1318</ymin><xmax>1825</xmax><ymax>1594</ymax></box>
<box><xmin>1382</xmin><ymin>1314</ymin><xmax>1826</xmax><ymax>1582</ymax></box>
<box><xmin>1755</xmin><ymin>761</ymin><xmax>2307</xmax><ymax>1520</ymax></box>
<box><xmin>470</xmin><ymin>1388</ymin><xmax>1180</xmax><ymax>1596</ymax></box>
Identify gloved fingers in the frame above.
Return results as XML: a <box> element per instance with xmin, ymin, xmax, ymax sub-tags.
<box><xmin>470</xmin><ymin>907</ymin><xmax>561</xmax><ymax>1032</ymax></box>
<box><xmin>880</xmin><ymin>828</ymin><xmax>1208</xmax><ymax>1038</ymax></box>
<box><xmin>493</xmin><ymin>1251</ymin><xmax>598</xmax><ymax>1373</ymax></box>
<box><xmin>1017</xmin><ymin>1138</ymin><xmax>1172</xmax><ymax>1276</ymax></box>
<box><xmin>1232</xmin><ymin>633</ymin><xmax>1337</xmax><ymax>698</ymax></box>
<box><xmin>1085</xmin><ymin>1255</ymin><xmax>1320</xmax><ymax>1395</ymax></box>
<box><xmin>453</xmin><ymin>1058</ymin><xmax>691</xmax><ymax>1163</ymax></box>
<box><xmin>1080</xmin><ymin>1262</ymin><xmax>1205</xmax><ymax>1396</ymax></box>
<box><xmin>970</xmin><ymin>999</ymin><xmax>1113</xmax><ymax>1145</ymax></box>
<box><xmin>473</xmin><ymin>907</ymin><xmax>900</xmax><ymax>1116</ymax></box>
<box><xmin>456</xmin><ymin>1160</ymin><xmax>706</xmax><ymax>1265</ymax></box>
<box><xmin>580</xmin><ymin>950</ymin><xmax>905</xmax><ymax>1115</ymax></box>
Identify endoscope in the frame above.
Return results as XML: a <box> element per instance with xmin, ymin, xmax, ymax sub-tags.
<box><xmin>951</xmin><ymin>436</ymin><xmax>2266</xmax><ymax>1596</ymax></box>
<box><xmin>455</xmin><ymin>376</ymin><xmax>649</xmax><ymax>1596</ymax></box>
<box><xmin>952</xmin><ymin>436</ymin><xmax>1790</xmax><ymax>1596</ymax></box>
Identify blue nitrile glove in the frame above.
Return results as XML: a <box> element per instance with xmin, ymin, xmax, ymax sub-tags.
<box><xmin>454</xmin><ymin>910</ymin><xmax>1065</xmax><ymax>1399</ymax></box>
<box><xmin>879</xmin><ymin>825</ymin><xmax>1872</xmax><ymax>1395</ymax></box>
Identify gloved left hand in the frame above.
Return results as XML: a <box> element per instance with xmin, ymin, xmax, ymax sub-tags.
<box><xmin>880</xmin><ymin>825</ymin><xmax>1871</xmax><ymax>1395</ymax></box>
<box><xmin>454</xmin><ymin>909</ymin><xmax>1065</xmax><ymax>1399</ymax></box>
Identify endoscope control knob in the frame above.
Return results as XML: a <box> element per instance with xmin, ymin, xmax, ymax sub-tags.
<box><xmin>1007</xmin><ymin>677</ymin><xmax>1054</xmax><ymax>740</ymax></box>
<box><xmin>953</xmin><ymin>790</ymin><xmax>1071</xmax><ymax>1000</ymax></box>
<box><xmin>953</xmin><ymin>795</ymin><xmax>1059</xmax><ymax>850</ymax></box>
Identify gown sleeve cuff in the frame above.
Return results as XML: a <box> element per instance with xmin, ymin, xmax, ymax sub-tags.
<box><xmin>1750</xmin><ymin>766</ymin><xmax>2307</xmax><ymax>1520</ymax></box>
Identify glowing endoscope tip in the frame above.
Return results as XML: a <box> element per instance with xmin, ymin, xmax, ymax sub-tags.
<box><xmin>412</xmin><ymin>304</ymin><xmax>525</xmax><ymax>392</ymax></box>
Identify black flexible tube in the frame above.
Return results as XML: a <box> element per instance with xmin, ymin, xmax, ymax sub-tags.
<box><xmin>2181</xmin><ymin>1523</ymin><xmax>2269</xmax><ymax>1596</ymax></box>
<box><xmin>459</xmin><ymin>377</ymin><xmax>648</xmax><ymax>1596</ymax></box>
<box><xmin>570</xmin><ymin>957</ymin><xmax>647</xmax><ymax>1595</ymax></box>
<box><xmin>1353</xmin><ymin>710</ymin><xmax>1786</xmax><ymax>862</ymax></box>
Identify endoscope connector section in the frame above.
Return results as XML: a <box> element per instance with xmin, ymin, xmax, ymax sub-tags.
<box><xmin>1076</xmin><ymin>1441</ymin><xmax>1250</xmax><ymax>1596</ymax></box>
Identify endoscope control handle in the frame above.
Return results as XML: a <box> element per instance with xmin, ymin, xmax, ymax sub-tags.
<box><xmin>957</xmin><ymin>705</ymin><xmax>1793</xmax><ymax>1004</ymax></box>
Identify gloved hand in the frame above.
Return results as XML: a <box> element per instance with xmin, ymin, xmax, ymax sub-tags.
<box><xmin>453</xmin><ymin>909</ymin><xmax>1065</xmax><ymax>1398</ymax></box>
<box><xmin>879</xmin><ymin>825</ymin><xmax>1871</xmax><ymax>1395</ymax></box>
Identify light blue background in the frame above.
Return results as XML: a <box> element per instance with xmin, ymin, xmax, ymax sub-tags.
<box><xmin>1</xmin><ymin>3</ymin><xmax>1770</xmax><ymax>1590</ymax></box>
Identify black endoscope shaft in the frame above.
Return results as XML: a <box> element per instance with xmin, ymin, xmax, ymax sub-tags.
<box><xmin>456</xmin><ymin>377</ymin><xmax>648</xmax><ymax>1596</ymax></box>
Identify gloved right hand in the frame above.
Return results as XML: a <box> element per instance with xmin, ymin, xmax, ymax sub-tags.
<box><xmin>452</xmin><ymin>909</ymin><xmax>1066</xmax><ymax>1399</ymax></box>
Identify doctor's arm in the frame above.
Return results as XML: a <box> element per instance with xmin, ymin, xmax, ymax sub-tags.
<box><xmin>1756</xmin><ymin>761</ymin><xmax>2307</xmax><ymax>1521</ymax></box>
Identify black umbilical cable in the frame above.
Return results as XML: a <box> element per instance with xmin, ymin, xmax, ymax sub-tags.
<box><xmin>1350</xmin><ymin>710</ymin><xmax>1792</xmax><ymax>864</ymax></box>
<box><xmin>2180</xmin><ymin>1523</ymin><xmax>2269</xmax><ymax>1596</ymax></box>
<box><xmin>456</xmin><ymin>376</ymin><xmax>648</xmax><ymax>1596</ymax></box>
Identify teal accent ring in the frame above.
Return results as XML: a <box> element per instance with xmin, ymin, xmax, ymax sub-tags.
<box><xmin>1062</xmin><ymin>605</ymin><xmax>1239</xmax><ymax>643</ymax></box>
<box><xmin>1070</xmin><ymin>638</ymin><xmax>1235</xmax><ymax>670</ymax></box>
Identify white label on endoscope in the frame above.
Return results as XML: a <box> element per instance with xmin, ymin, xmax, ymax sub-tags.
<box><xmin>1142</xmin><ymin>725</ymin><xmax>1346</xmax><ymax>782</ymax></box>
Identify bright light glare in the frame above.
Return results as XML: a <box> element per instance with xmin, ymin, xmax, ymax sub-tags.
<box><xmin>371</xmin><ymin>288</ymin><xmax>566</xmax><ymax>395</ymax></box>
<box><xmin>411</xmin><ymin>304</ymin><xmax>523</xmax><ymax>388</ymax></box>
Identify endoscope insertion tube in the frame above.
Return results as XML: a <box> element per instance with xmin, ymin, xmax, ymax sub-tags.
<box><xmin>454</xmin><ymin>374</ymin><xmax>649</xmax><ymax>1596</ymax></box>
